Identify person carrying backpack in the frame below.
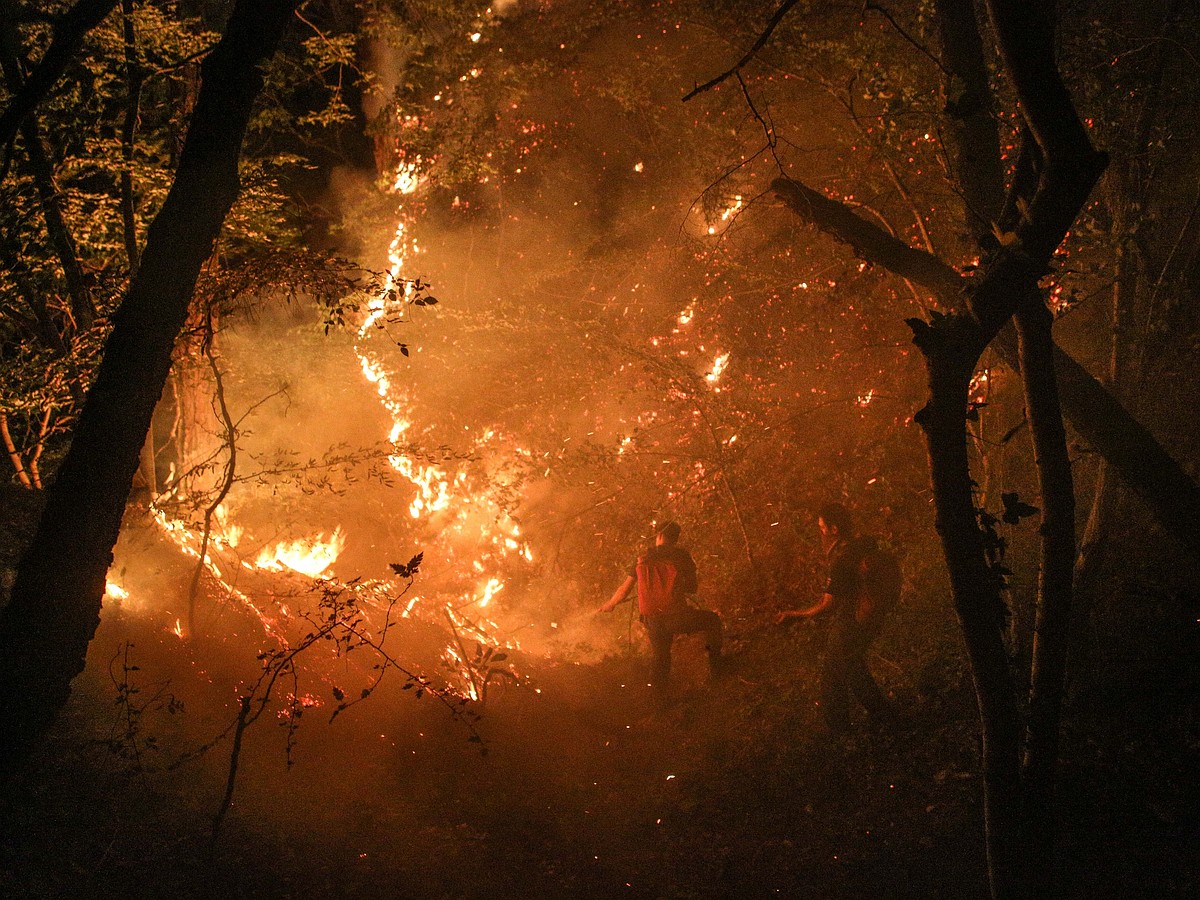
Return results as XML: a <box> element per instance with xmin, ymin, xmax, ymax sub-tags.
<box><xmin>598</xmin><ymin>521</ymin><xmax>724</xmax><ymax>692</ymax></box>
<box><xmin>776</xmin><ymin>502</ymin><xmax>900</xmax><ymax>731</ymax></box>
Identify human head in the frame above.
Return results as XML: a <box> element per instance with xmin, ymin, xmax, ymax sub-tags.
<box><xmin>656</xmin><ymin>521</ymin><xmax>682</xmax><ymax>546</ymax></box>
<box><xmin>817</xmin><ymin>502</ymin><xmax>855</xmax><ymax>541</ymax></box>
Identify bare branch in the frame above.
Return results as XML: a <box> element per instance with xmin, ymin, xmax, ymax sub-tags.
<box><xmin>682</xmin><ymin>0</ymin><xmax>801</xmax><ymax>102</ymax></box>
<box><xmin>864</xmin><ymin>2</ymin><xmax>949</xmax><ymax>76</ymax></box>
<box><xmin>771</xmin><ymin>175</ymin><xmax>964</xmax><ymax>302</ymax></box>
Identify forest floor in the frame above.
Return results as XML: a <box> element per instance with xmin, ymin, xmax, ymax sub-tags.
<box><xmin>1</xmin><ymin>498</ymin><xmax>1198</xmax><ymax>899</ymax></box>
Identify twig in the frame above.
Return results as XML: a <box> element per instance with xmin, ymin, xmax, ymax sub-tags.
<box><xmin>29</xmin><ymin>404</ymin><xmax>52</xmax><ymax>489</ymax></box>
<box><xmin>0</xmin><ymin>413</ymin><xmax>33</xmax><ymax>488</ymax></box>
<box><xmin>210</xmin><ymin>695</ymin><xmax>251</xmax><ymax>843</ymax></box>
<box><xmin>186</xmin><ymin>305</ymin><xmax>237</xmax><ymax>637</ymax></box>
<box><xmin>863</xmin><ymin>2</ymin><xmax>949</xmax><ymax>77</ymax></box>
<box><xmin>682</xmin><ymin>0</ymin><xmax>802</xmax><ymax>102</ymax></box>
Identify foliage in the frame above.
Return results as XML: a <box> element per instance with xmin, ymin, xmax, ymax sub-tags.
<box><xmin>0</xmin><ymin>0</ymin><xmax>383</xmax><ymax>487</ymax></box>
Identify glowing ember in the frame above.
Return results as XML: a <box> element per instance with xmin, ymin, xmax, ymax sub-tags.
<box><xmin>255</xmin><ymin>528</ymin><xmax>346</xmax><ymax>577</ymax></box>
<box><xmin>476</xmin><ymin>577</ymin><xmax>503</xmax><ymax>608</ymax></box>
<box><xmin>105</xmin><ymin>582</ymin><xmax>129</xmax><ymax>601</ymax></box>
<box><xmin>706</xmin><ymin>195</ymin><xmax>744</xmax><ymax>234</ymax></box>
<box><xmin>705</xmin><ymin>351</ymin><xmax>730</xmax><ymax>385</ymax></box>
<box><xmin>856</xmin><ymin>389</ymin><xmax>876</xmax><ymax>407</ymax></box>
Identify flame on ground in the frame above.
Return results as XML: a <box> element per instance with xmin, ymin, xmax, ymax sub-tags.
<box><xmin>254</xmin><ymin>528</ymin><xmax>346</xmax><ymax>577</ymax></box>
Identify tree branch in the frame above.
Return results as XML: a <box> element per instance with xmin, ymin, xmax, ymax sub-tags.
<box><xmin>682</xmin><ymin>0</ymin><xmax>801</xmax><ymax>102</ymax></box>
<box><xmin>772</xmin><ymin>175</ymin><xmax>964</xmax><ymax>301</ymax></box>
<box><xmin>772</xmin><ymin>172</ymin><xmax>1200</xmax><ymax>562</ymax></box>
<box><xmin>0</xmin><ymin>0</ymin><xmax>121</xmax><ymax>157</ymax></box>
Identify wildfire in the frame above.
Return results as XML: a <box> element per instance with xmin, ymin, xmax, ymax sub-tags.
<box><xmin>705</xmin><ymin>351</ymin><xmax>730</xmax><ymax>385</ymax></box>
<box><xmin>339</xmin><ymin>98</ymin><xmax>536</xmax><ymax>699</ymax></box>
<box><xmin>969</xmin><ymin>369</ymin><xmax>991</xmax><ymax>404</ymax></box>
<box><xmin>706</xmin><ymin>195</ymin><xmax>743</xmax><ymax>235</ymax></box>
<box><xmin>254</xmin><ymin>528</ymin><xmax>346</xmax><ymax>577</ymax></box>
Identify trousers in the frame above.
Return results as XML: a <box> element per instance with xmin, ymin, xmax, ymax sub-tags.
<box><xmin>819</xmin><ymin>620</ymin><xmax>890</xmax><ymax>728</ymax></box>
<box><xmin>643</xmin><ymin>604</ymin><xmax>723</xmax><ymax>685</ymax></box>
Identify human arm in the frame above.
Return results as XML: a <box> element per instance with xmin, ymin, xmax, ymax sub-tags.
<box><xmin>774</xmin><ymin>592</ymin><xmax>834</xmax><ymax>625</ymax></box>
<box><xmin>598</xmin><ymin>575</ymin><xmax>636</xmax><ymax>613</ymax></box>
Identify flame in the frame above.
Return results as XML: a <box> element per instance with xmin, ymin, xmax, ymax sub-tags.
<box><xmin>105</xmin><ymin>581</ymin><xmax>129</xmax><ymax>601</ymax></box>
<box><xmin>147</xmin><ymin>507</ymin><xmax>287</xmax><ymax>643</ymax></box>
<box><xmin>706</xmin><ymin>195</ymin><xmax>743</xmax><ymax>235</ymax></box>
<box><xmin>476</xmin><ymin>577</ymin><xmax>503</xmax><ymax>608</ymax></box>
<box><xmin>969</xmin><ymin>369</ymin><xmax>990</xmax><ymax>404</ymax></box>
<box><xmin>856</xmin><ymin>389</ymin><xmax>876</xmax><ymax>407</ymax></box>
<box><xmin>255</xmin><ymin>528</ymin><xmax>346</xmax><ymax>577</ymax></box>
<box><xmin>705</xmin><ymin>351</ymin><xmax>730</xmax><ymax>385</ymax></box>
<box><xmin>343</xmin><ymin>127</ymin><xmax>538</xmax><ymax>699</ymax></box>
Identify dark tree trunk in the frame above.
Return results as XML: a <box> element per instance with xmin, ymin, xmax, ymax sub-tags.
<box><xmin>119</xmin><ymin>0</ymin><xmax>143</xmax><ymax>278</ymax></box>
<box><xmin>913</xmin><ymin>320</ymin><xmax>1029</xmax><ymax>898</ymax></box>
<box><xmin>911</xmin><ymin>3</ymin><xmax>1106</xmax><ymax>894</ymax></box>
<box><xmin>0</xmin><ymin>0</ymin><xmax>298</xmax><ymax>775</ymax></box>
<box><xmin>934</xmin><ymin>0</ymin><xmax>1006</xmax><ymax>239</ymax></box>
<box><xmin>0</xmin><ymin>10</ymin><xmax>96</xmax><ymax>331</ymax></box>
<box><xmin>1014</xmin><ymin>290</ymin><xmax>1076</xmax><ymax>888</ymax></box>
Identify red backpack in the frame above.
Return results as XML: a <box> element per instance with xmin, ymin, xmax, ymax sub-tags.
<box><xmin>636</xmin><ymin>554</ymin><xmax>678</xmax><ymax>616</ymax></box>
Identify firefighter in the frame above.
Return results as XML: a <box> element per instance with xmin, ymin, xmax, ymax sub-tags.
<box><xmin>599</xmin><ymin>521</ymin><xmax>724</xmax><ymax>691</ymax></box>
<box><xmin>776</xmin><ymin>503</ymin><xmax>899</xmax><ymax>730</ymax></box>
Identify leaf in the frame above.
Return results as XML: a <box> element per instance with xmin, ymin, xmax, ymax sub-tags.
<box><xmin>389</xmin><ymin>551</ymin><xmax>424</xmax><ymax>578</ymax></box>
<box><xmin>332</xmin><ymin>686</ymin><xmax>345</xmax><ymax>701</ymax></box>
<box><xmin>1000</xmin><ymin>491</ymin><xmax>1040</xmax><ymax>525</ymax></box>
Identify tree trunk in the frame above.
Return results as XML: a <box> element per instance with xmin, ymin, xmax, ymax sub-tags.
<box><xmin>934</xmin><ymin>0</ymin><xmax>1006</xmax><ymax>239</ymax></box>
<box><xmin>913</xmin><ymin>329</ymin><xmax>1029</xmax><ymax>898</ymax></box>
<box><xmin>119</xmin><ymin>0</ymin><xmax>143</xmax><ymax>278</ymax></box>
<box><xmin>0</xmin><ymin>0</ymin><xmax>121</xmax><ymax>154</ymax></box>
<box><xmin>911</xmin><ymin>3</ymin><xmax>1107</xmax><ymax>893</ymax></box>
<box><xmin>0</xmin><ymin>0</ymin><xmax>298</xmax><ymax>775</ymax></box>
<box><xmin>1014</xmin><ymin>290</ymin><xmax>1076</xmax><ymax>889</ymax></box>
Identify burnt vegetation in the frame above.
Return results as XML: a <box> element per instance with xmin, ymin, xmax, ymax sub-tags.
<box><xmin>1</xmin><ymin>1</ymin><xmax>1198</xmax><ymax>898</ymax></box>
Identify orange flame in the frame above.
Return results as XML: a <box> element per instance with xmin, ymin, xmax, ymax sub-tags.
<box><xmin>254</xmin><ymin>528</ymin><xmax>346</xmax><ymax>577</ymax></box>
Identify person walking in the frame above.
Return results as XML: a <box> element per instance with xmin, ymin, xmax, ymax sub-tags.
<box><xmin>776</xmin><ymin>503</ymin><xmax>899</xmax><ymax>730</ymax></box>
<box><xmin>599</xmin><ymin>521</ymin><xmax>724</xmax><ymax>693</ymax></box>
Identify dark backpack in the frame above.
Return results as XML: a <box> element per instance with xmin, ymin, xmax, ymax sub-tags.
<box><xmin>853</xmin><ymin>541</ymin><xmax>902</xmax><ymax>629</ymax></box>
<box><xmin>636</xmin><ymin>554</ymin><xmax>678</xmax><ymax>616</ymax></box>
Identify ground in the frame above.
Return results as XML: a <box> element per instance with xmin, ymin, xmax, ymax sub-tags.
<box><xmin>1</xmin><ymin>499</ymin><xmax>1197</xmax><ymax>898</ymax></box>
